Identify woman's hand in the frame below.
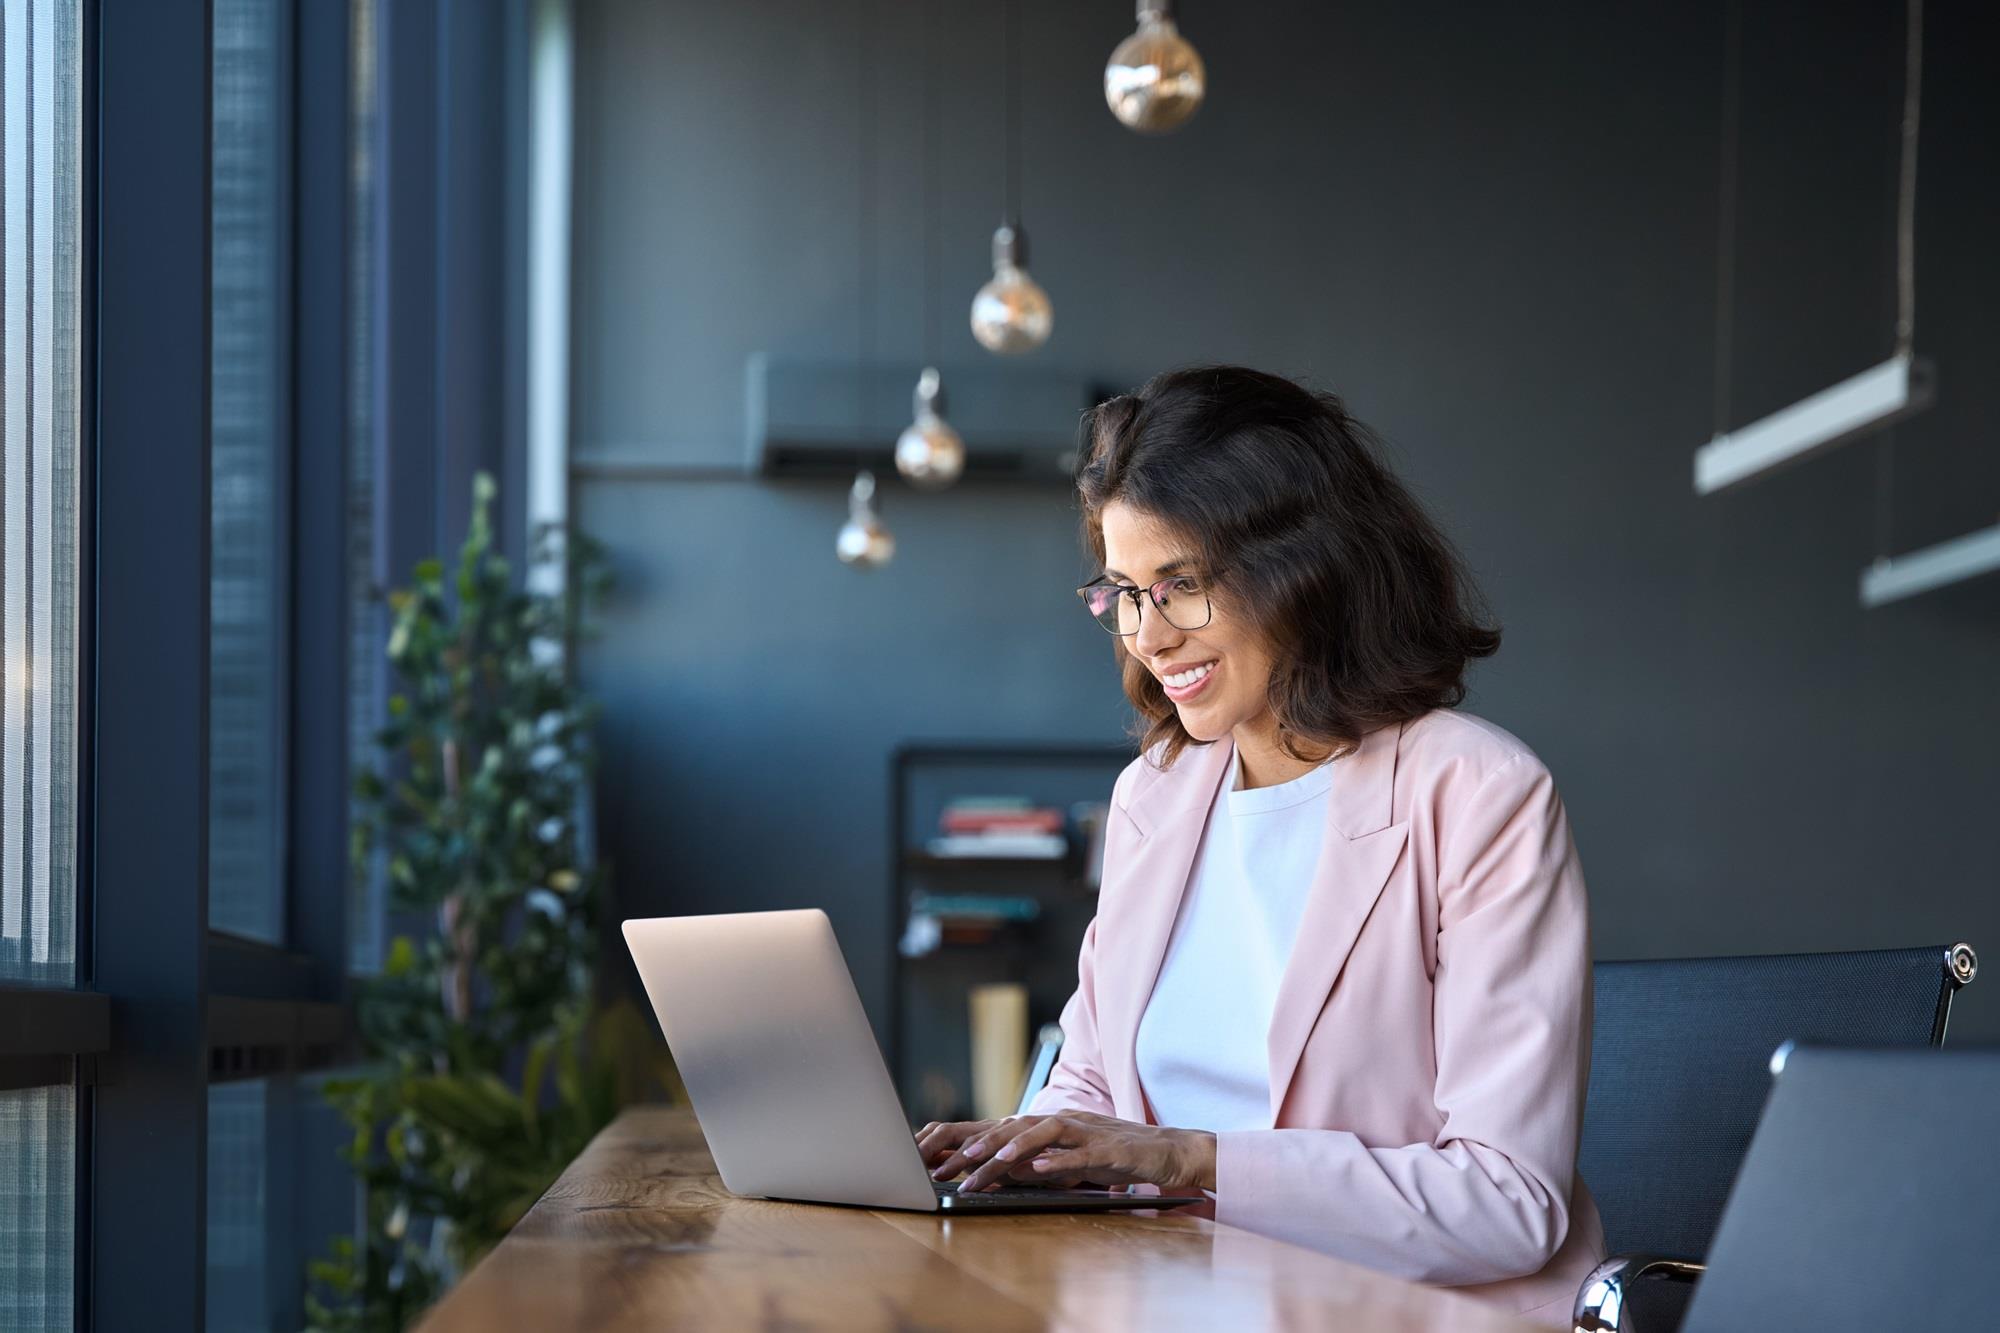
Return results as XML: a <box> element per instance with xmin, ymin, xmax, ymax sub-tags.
<box><xmin>914</xmin><ymin>1111</ymin><xmax>1216</xmax><ymax>1195</ymax></box>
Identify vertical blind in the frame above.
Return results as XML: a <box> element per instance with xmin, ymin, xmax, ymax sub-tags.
<box><xmin>0</xmin><ymin>1084</ymin><xmax>74</xmax><ymax>1331</ymax></box>
<box><xmin>346</xmin><ymin>0</ymin><xmax>384</xmax><ymax>973</ymax></box>
<box><xmin>1</xmin><ymin>0</ymin><xmax>81</xmax><ymax>989</ymax></box>
<box><xmin>209</xmin><ymin>0</ymin><xmax>288</xmax><ymax>944</ymax></box>
<box><xmin>1</xmin><ymin>3</ymin><xmax>82</xmax><ymax>1329</ymax></box>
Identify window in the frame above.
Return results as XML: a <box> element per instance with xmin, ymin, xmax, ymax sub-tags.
<box><xmin>209</xmin><ymin>0</ymin><xmax>293</xmax><ymax>944</ymax></box>
<box><xmin>0</xmin><ymin>1084</ymin><xmax>76</xmax><ymax>1330</ymax></box>
<box><xmin>205</xmin><ymin>1080</ymin><xmax>269</xmax><ymax>1333</ymax></box>
<box><xmin>1</xmin><ymin>0</ymin><xmax>529</xmax><ymax>1321</ymax></box>
<box><xmin>346</xmin><ymin>0</ymin><xmax>384</xmax><ymax>974</ymax></box>
<box><xmin>0</xmin><ymin>0</ymin><xmax>81</xmax><ymax>991</ymax></box>
<box><xmin>0</xmin><ymin>0</ymin><xmax>84</xmax><ymax>1325</ymax></box>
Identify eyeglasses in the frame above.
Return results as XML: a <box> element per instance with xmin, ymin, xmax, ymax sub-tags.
<box><xmin>1076</xmin><ymin>575</ymin><xmax>1213</xmax><ymax>636</ymax></box>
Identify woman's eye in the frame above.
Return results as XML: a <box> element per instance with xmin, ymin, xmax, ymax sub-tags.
<box><xmin>1172</xmin><ymin>577</ymin><xmax>1202</xmax><ymax>594</ymax></box>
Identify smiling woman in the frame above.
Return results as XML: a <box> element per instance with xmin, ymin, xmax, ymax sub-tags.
<box><xmin>1075</xmin><ymin>366</ymin><xmax>1503</xmax><ymax>790</ymax></box>
<box><xmin>919</xmin><ymin>365</ymin><xmax>1604</xmax><ymax>1329</ymax></box>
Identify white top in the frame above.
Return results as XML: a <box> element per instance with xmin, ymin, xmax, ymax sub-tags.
<box><xmin>1133</xmin><ymin>746</ymin><xmax>1335</xmax><ymax>1132</ymax></box>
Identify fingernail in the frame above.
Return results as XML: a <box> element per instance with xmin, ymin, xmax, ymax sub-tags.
<box><xmin>995</xmin><ymin>1144</ymin><xmax>1016</xmax><ymax>1161</ymax></box>
<box><xmin>1032</xmin><ymin>1158</ymin><xmax>1052</xmax><ymax>1171</ymax></box>
<box><xmin>963</xmin><ymin>1141</ymin><xmax>985</xmax><ymax>1157</ymax></box>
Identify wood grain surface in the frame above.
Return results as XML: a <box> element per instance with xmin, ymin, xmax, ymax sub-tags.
<box><xmin>418</xmin><ymin>1105</ymin><xmax>1543</xmax><ymax>1333</ymax></box>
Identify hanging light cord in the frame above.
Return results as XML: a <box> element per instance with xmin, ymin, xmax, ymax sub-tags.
<box><xmin>1005</xmin><ymin>0</ymin><xmax>1021</xmax><ymax>227</ymax></box>
<box><xmin>923</xmin><ymin>0</ymin><xmax>941</xmax><ymax>367</ymax></box>
<box><xmin>1894</xmin><ymin>0</ymin><xmax>1922</xmax><ymax>357</ymax></box>
<box><xmin>1876</xmin><ymin>0</ymin><xmax>1925</xmax><ymax>561</ymax></box>
<box><xmin>1709</xmin><ymin>0</ymin><xmax>1741</xmax><ymax>442</ymax></box>
<box><xmin>856</xmin><ymin>0</ymin><xmax>876</xmax><ymax>450</ymax></box>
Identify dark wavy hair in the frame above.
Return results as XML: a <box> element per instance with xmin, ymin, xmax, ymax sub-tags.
<box><xmin>1075</xmin><ymin>364</ymin><xmax>1501</xmax><ymax>770</ymax></box>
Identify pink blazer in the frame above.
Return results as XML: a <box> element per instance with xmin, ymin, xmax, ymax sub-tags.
<box><xmin>1026</xmin><ymin>708</ymin><xmax>1605</xmax><ymax>1328</ymax></box>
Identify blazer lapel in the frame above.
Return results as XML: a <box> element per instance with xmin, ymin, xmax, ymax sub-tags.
<box><xmin>1096</xmin><ymin>737</ymin><xmax>1234</xmax><ymax>1122</ymax></box>
<box><xmin>1266</xmin><ymin>719</ymin><xmax>1410</xmax><ymax>1122</ymax></box>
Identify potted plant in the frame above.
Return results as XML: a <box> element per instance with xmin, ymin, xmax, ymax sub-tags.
<box><xmin>306</xmin><ymin>473</ymin><xmax>673</xmax><ymax>1330</ymax></box>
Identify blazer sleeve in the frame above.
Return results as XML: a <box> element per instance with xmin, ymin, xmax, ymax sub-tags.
<box><xmin>1022</xmin><ymin>913</ymin><xmax>1118</xmax><ymax>1117</ymax></box>
<box><xmin>1210</xmin><ymin>753</ymin><xmax>1593</xmax><ymax>1286</ymax></box>
<box><xmin>1024</xmin><ymin>757</ymin><xmax>1149</xmax><ymax>1121</ymax></box>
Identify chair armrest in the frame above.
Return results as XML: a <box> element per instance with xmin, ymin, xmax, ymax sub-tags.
<box><xmin>1573</xmin><ymin>1253</ymin><xmax>1706</xmax><ymax>1333</ymax></box>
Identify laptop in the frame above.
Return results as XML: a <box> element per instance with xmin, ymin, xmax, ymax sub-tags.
<box><xmin>621</xmin><ymin>908</ymin><xmax>1208</xmax><ymax>1213</ymax></box>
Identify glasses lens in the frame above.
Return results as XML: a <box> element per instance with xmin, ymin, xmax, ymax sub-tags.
<box><xmin>1081</xmin><ymin>583</ymin><xmax>1128</xmax><ymax>634</ymax></box>
<box><xmin>1154</xmin><ymin>577</ymin><xmax>1211</xmax><ymax>631</ymax></box>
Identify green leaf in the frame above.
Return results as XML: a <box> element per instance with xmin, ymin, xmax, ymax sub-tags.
<box><xmin>384</xmin><ymin>935</ymin><xmax>417</xmax><ymax>978</ymax></box>
<box><xmin>310</xmin><ymin>469</ymin><xmax>620</xmax><ymax>1325</ymax></box>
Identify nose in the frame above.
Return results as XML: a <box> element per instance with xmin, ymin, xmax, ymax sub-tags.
<box><xmin>1131</xmin><ymin>595</ymin><xmax>1184</xmax><ymax>661</ymax></box>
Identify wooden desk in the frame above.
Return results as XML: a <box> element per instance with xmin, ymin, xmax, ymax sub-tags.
<box><xmin>419</xmin><ymin>1105</ymin><xmax>1543</xmax><ymax>1332</ymax></box>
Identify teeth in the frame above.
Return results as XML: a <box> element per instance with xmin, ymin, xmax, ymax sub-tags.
<box><xmin>1164</xmin><ymin>662</ymin><xmax>1214</xmax><ymax>689</ymax></box>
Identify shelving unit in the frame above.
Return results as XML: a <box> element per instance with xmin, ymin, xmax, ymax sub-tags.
<box><xmin>888</xmin><ymin>742</ymin><xmax>1133</xmax><ymax>1125</ymax></box>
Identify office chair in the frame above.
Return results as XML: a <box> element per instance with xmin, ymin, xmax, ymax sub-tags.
<box><xmin>1013</xmin><ymin>943</ymin><xmax>1979</xmax><ymax>1332</ymax></box>
<box><xmin>1014</xmin><ymin>1022</ymin><xmax>1066</xmax><ymax>1116</ymax></box>
<box><xmin>1574</xmin><ymin>942</ymin><xmax>1977</xmax><ymax>1333</ymax></box>
<box><xmin>1661</xmin><ymin>1044</ymin><xmax>1998</xmax><ymax>1331</ymax></box>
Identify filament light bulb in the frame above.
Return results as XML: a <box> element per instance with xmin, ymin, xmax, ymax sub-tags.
<box><xmin>1104</xmin><ymin>0</ymin><xmax>1205</xmax><ymax>133</ymax></box>
<box><xmin>971</xmin><ymin>223</ymin><xmax>1053</xmax><ymax>354</ymax></box>
<box><xmin>893</xmin><ymin>367</ymin><xmax>967</xmax><ymax>489</ymax></box>
<box><xmin>836</xmin><ymin>469</ymin><xmax>896</xmax><ymax>568</ymax></box>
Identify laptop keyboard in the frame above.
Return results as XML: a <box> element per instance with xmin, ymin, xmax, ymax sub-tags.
<box><xmin>934</xmin><ymin>1181</ymin><xmax>1116</xmax><ymax>1201</ymax></box>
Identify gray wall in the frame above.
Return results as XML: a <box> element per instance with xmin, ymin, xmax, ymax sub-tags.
<box><xmin>571</xmin><ymin>0</ymin><xmax>2000</xmax><ymax>1042</ymax></box>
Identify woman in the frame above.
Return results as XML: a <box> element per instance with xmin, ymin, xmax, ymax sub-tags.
<box><xmin>916</xmin><ymin>365</ymin><xmax>1604</xmax><ymax>1327</ymax></box>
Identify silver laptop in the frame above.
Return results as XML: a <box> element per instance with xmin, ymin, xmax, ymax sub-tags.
<box><xmin>621</xmin><ymin>908</ymin><xmax>1207</xmax><ymax>1213</ymax></box>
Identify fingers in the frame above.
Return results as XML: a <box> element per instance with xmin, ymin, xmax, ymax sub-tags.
<box><xmin>914</xmin><ymin>1121</ymin><xmax>969</xmax><ymax>1161</ymax></box>
<box><xmin>956</xmin><ymin>1116</ymin><xmax>1072</xmax><ymax>1192</ymax></box>
<box><xmin>1026</xmin><ymin>1147</ymin><xmax>1089</xmax><ymax>1179</ymax></box>
<box><xmin>931</xmin><ymin>1115</ymin><xmax>1035</xmax><ymax>1186</ymax></box>
<box><xmin>913</xmin><ymin>1120</ymin><xmax>974</xmax><ymax>1167</ymax></box>
<box><xmin>919</xmin><ymin>1118</ymin><xmax>1014</xmax><ymax>1176</ymax></box>
<box><xmin>1029</xmin><ymin>1169</ymin><xmax>1092</xmax><ymax>1189</ymax></box>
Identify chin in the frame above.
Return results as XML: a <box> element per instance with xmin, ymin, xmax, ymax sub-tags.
<box><xmin>1174</xmin><ymin>706</ymin><xmax>1232</xmax><ymax>744</ymax></box>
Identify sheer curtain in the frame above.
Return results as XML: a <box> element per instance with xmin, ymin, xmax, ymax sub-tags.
<box><xmin>0</xmin><ymin>0</ymin><xmax>82</xmax><ymax>1326</ymax></box>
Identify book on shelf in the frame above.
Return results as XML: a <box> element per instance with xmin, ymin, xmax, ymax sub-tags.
<box><xmin>939</xmin><ymin>807</ymin><xmax>1065</xmax><ymax>834</ymax></box>
<box><xmin>910</xmin><ymin>892</ymin><xmax>1042</xmax><ymax>921</ymax></box>
<box><xmin>924</xmin><ymin>831</ymin><xmax>1067</xmax><ymax>859</ymax></box>
<box><xmin>928</xmin><ymin>796</ymin><xmax>1071</xmax><ymax>858</ymax></box>
<box><xmin>898</xmin><ymin>891</ymin><xmax>1041</xmax><ymax>957</ymax></box>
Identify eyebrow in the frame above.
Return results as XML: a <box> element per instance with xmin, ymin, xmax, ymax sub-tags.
<box><xmin>1102</xmin><ymin>557</ymin><xmax>1193</xmax><ymax>582</ymax></box>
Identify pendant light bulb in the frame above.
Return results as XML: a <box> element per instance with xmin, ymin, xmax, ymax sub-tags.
<box><xmin>971</xmin><ymin>223</ymin><xmax>1053</xmax><ymax>354</ymax></box>
<box><xmin>836</xmin><ymin>469</ymin><xmax>896</xmax><ymax>568</ymax></box>
<box><xmin>894</xmin><ymin>367</ymin><xmax>966</xmax><ymax>489</ymax></box>
<box><xmin>1104</xmin><ymin>0</ymin><xmax>1205</xmax><ymax>134</ymax></box>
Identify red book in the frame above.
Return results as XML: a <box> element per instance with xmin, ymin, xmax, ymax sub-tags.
<box><xmin>940</xmin><ymin>809</ymin><xmax>1064</xmax><ymax>834</ymax></box>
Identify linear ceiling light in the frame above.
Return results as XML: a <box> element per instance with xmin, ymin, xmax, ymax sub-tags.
<box><xmin>1859</xmin><ymin>522</ymin><xmax>2000</xmax><ymax>607</ymax></box>
<box><xmin>1693</xmin><ymin>0</ymin><xmax>1932</xmax><ymax>496</ymax></box>
<box><xmin>1694</xmin><ymin>353</ymin><xmax>1934</xmax><ymax>495</ymax></box>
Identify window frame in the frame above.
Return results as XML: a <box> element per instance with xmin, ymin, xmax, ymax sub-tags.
<box><xmin>89</xmin><ymin>0</ymin><xmax>214</xmax><ymax>1323</ymax></box>
<box><xmin>89</xmin><ymin>0</ymin><xmax>363</xmax><ymax>1323</ymax></box>
<box><xmin>4</xmin><ymin>0</ymin><xmax>537</xmax><ymax>1323</ymax></box>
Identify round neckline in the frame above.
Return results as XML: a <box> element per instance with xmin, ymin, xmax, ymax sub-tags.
<box><xmin>1225</xmin><ymin>746</ymin><xmax>1337</xmax><ymax>815</ymax></box>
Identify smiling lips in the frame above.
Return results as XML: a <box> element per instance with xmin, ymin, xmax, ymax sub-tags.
<box><xmin>1159</xmin><ymin>659</ymin><xmax>1217</xmax><ymax>700</ymax></box>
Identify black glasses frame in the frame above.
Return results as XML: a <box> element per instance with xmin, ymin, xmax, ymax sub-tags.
<box><xmin>1075</xmin><ymin>575</ymin><xmax>1214</xmax><ymax>637</ymax></box>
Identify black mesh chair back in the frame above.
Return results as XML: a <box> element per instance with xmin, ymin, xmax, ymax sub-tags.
<box><xmin>1580</xmin><ymin>945</ymin><xmax>1969</xmax><ymax>1260</ymax></box>
<box><xmin>1683</xmin><ymin>1045</ymin><xmax>2000</xmax><ymax>1332</ymax></box>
